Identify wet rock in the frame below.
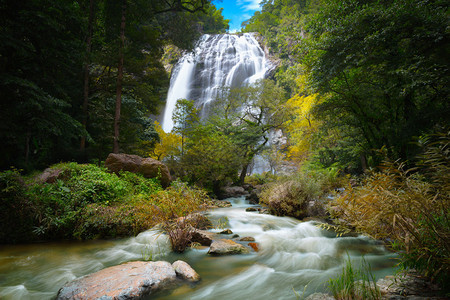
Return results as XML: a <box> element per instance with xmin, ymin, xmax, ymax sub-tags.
<box><xmin>258</xmin><ymin>208</ymin><xmax>270</xmax><ymax>214</ymax></box>
<box><xmin>246</xmin><ymin>186</ymin><xmax>262</xmax><ymax>204</ymax></box>
<box><xmin>105</xmin><ymin>153</ymin><xmax>172</xmax><ymax>188</ymax></box>
<box><xmin>248</xmin><ymin>242</ymin><xmax>259</xmax><ymax>252</ymax></box>
<box><xmin>219</xmin><ymin>186</ymin><xmax>248</xmax><ymax>199</ymax></box>
<box><xmin>190</xmin><ymin>229</ymin><xmax>216</xmax><ymax>246</ymax></box>
<box><xmin>205</xmin><ymin>199</ymin><xmax>232</xmax><ymax>208</ymax></box>
<box><xmin>245</xmin><ymin>207</ymin><xmax>258</xmax><ymax>212</ymax></box>
<box><xmin>220</xmin><ymin>229</ymin><xmax>233</xmax><ymax>234</ymax></box>
<box><xmin>56</xmin><ymin>261</ymin><xmax>177</xmax><ymax>300</ymax></box>
<box><xmin>208</xmin><ymin>239</ymin><xmax>250</xmax><ymax>255</ymax></box>
<box><xmin>172</xmin><ymin>260</ymin><xmax>200</xmax><ymax>282</ymax></box>
<box><xmin>240</xmin><ymin>237</ymin><xmax>255</xmax><ymax>242</ymax></box>
<box><xmin>232</xmin><ymin>234</ymin><xmax>240</xmax><ymax>238</ymax></box>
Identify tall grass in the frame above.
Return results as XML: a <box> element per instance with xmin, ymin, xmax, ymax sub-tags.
<box><xmin>328</xmin><ymin>256</ymin><xmax>381</xmax><ymax>300</ymax></box>
<box><xmin>331</xmin><ymin>131</ymin><xmax>449</xmax><ymax>286</ymax></box>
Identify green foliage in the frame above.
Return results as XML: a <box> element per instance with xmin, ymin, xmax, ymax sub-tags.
<box><xmin>0</xmin><ymin>162</ymin><xmax>164</xmax><ymax>243</ymax></box>
<box><xmin>328</xmin><ymin>256</ymin><xmax>381</xmax><ymax>300</ymax></box>
<box><xmin>0</xmin><ymin>0</ymin><xmax>229</xmax><ymax>169</ymax></box>
<box><xmin>304</xmin><ymin>0</ymin><xmax>449</xmax><ymax>167</ymax></box>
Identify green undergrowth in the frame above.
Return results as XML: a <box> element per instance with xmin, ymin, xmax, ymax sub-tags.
<box><xmin>0</xmin><ymin>162</ymin><xmax>208</xmax><ymax>243</ymax></box>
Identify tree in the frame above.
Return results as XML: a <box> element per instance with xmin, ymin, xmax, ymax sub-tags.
<box><xmin>111</xmin><ymin>0</ymin><xmax>212</xmax><ymax>153</ymax></box>
<box><xmin>304</xmin><ymin>0</ymin><xmax>449</xmax><ymax>167</ymax></box>
<box><xmin>0</xmin><ymin>0</ymin><xmax>85</xmax><ymax>170</ymax></box>
<box><xmin>207</xmin><ymin>79</ymin><xmax>289</xmax><ymax>184</ymax></box>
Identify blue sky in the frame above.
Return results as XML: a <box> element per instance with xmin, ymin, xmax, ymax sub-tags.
<box><xmin>213</xmin><ymin>0</ymin><xmax>263</xmax><ymax>32</ymax></box>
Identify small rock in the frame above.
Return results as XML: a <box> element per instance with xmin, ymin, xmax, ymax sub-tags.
<box><xmin>305</xmin><ymin>292</ymin><xmax>334</xmax><ymax>300</ymax></box>
<box><xmin>220</xmin><ymin>229</ymin><xmax>233</xmax><ymax>234</ymax></box>
<box><xmin>245</xmin><ymin>207</ymin><xmax>258</xmax><ymax>212</ymax></box>
<box><xmin>208</xmin><ymin>239</ymin><xmax>250</xmax><ymax>255</ymax></box>
<box><xmin>232</xmin><ymin>234</ymin><xmax>240</xmax><ymax>238</ymax></box>
<box><xmin>172</xmin><ymin>260</ymin><xmax>200</xmax><ymax>282</ymax></box>
<box><xmin>190</xmin><ymin>229</ymin><xmax>216</xmax><ymax>246</ymax></box>
<box><xmin>248</xmin><ymin>242</ymin><xmax>259</xmax><ymax>252</ymax></box>
<box><xmin>258</xmin><ymin>208</ymin><xmax>269</xmax><ymax>214</ymax></box>
<box><xmin>240</xmin><ymin>237</ymin><xmax>255</xmax><ymax>242</ymax></box>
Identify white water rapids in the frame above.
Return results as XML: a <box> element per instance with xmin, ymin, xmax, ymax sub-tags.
<box><xmin>0</xmin><ymin>197</ymin><xmax>397</xmax><ymax>300</ymax></box>
<box><xmin>162</xmin><ymin>33</ymin><xmax>270</xmax><ymax>132</ymax></box>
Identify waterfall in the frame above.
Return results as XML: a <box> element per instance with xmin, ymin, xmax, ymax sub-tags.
<box><xmin>162</xmin><ymin>33</ymin><xmax>270</xmax><ymax>132</ymax></box>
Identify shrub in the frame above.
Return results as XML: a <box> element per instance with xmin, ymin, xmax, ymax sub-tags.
<box><xmin>152</xmin><ymin>180</ymin><xmax>210</xmax><ymax>252</ymax></box>
<box><xmin>260</xmin><ymin>179</ymin><xmax>311</xmax><ymax>218</ymax></box>
<box><xmin>1</xmin><ymin>162</ymin><xmax>165</xmax><ymax>242</ymax></box>
<box><xmin>259</xmin><ymin>166</ymin><xmax>346</xmax><ymax>219</ymax></box>
<box><xmin>331</xmin><ymin>132</ymin><xmax>449</xmax><ymax>286</ymax></box>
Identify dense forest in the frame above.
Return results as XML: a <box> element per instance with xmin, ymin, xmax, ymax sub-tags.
<box><xmin>0</xmin><ymin>0</ymin><xmax>229</xmax><ymax>170</ymax></box>
<box><xmin>0</xmin><ymin>0</ymin><xmax>448</xmax><ymax>296</ymax></box>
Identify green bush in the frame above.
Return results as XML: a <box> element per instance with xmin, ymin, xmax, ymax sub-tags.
<box><xmin>0</xmin><ymin>162</ymin><xmax>164</xmax><ymax>242</ymax></box>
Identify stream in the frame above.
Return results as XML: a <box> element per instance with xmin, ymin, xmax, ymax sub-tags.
<box><xmin>0</xmin><ymin>197</ymin><xmax>397</xmax><ymax>299</ymax></box>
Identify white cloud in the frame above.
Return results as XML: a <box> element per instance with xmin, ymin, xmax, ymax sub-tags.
<box><xmin>236</xmin><ymin>0</ymin><xmax>262</xmax><ymax>11</ymax></box>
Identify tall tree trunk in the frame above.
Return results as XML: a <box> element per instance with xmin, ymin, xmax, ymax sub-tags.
<box><xmin>113</xmin><ymin>0</ymin><xmax>126</xmax><ymax>153</ymax></box>
<box><xmin>239</xmin><ymin>162</ymin><xmax>249</xmax><ymax>185</ymax></box>
<box><xmin>80</xmin><ymin>0</ymin><xmax>95</xmax><ymax>152</ymax></box>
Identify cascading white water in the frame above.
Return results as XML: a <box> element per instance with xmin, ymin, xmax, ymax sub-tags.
<box><xmin>0</xmin><ymin>197</ymin><xmax>397</xmax><ymax>300</ymax></box>
<box><xmin>162</xmin><ymin>33</ymin><xmax>270</xmax><ymax>132</ymax></box>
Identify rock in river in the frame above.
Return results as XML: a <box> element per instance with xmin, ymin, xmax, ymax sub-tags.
<box><xmin>172</xmin><ymin>260</ymin><xmax>200</xmax><ymax>282</ymax></box>
<box><xmin>57</xmin><ymin>261</ymin><xmax>178</xmax><ymax>299</ymax></box>
<box><xmin>208</xmin><ymin>239</ymin><xmax>250</xmax><ymax>255</ymax></box>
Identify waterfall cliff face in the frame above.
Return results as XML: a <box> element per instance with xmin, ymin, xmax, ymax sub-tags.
<box><xmin>162</xmin><ymin>33</ymin><xmax>271</xmax><ymax>132</ymax></box>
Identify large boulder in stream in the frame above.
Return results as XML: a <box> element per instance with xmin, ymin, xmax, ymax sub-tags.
<box><xmin>56</xmin><ymin>261</ymin><xmax>188</xmax><ymax>299</ymax></box>
<box><xmin>208</xmin><ymin>239</ymin><xmax>250</xmax><ymax>255</ymax></box>
<box><xmin>105</xmin><ymin>153</ymin><xmax>172</xmax><ymax>188</ymax></box>
<box><xmin>219</xmin><ymin>186</ymin><xmax>248</xmax><ymax>199</ymax></box>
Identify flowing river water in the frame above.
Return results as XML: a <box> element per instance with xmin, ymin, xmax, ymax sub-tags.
<box><xmin>0</xmin><ymin>197</ymin><xmax>397</xmax><ymax>299</ymax></box>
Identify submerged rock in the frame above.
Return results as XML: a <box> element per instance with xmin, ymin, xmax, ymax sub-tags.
<box><xmin>105</xmin><ymin>153</ymin><xmax>172</xmax><ymax>188</ymax></box>
<box><xmin>240</xmin><ymin>236</ymin><xmax>255</xmax><ymax>242</ymax></box>
<box><xmin>305</xmin><ymin>293</ymin><xmax>334</xmax><ymax>300</ymax></box>
<box><xmin>208</xmin><ymin>239</ymin><xmax>250</xmax><ymax>255</ymax></box>
<box><xmin>245</xmin><ymin>207</ymin><xmax>258</xmax><ymax>212</ymax></box>
<box><xmin>56</xmin><ymin>261</ymin><xmax>177</xmax><ymax>299</ymax></box>
<box><xmin>220</xmin><ymin>229</ymin><xmax>233</xmax><ymax>234</ymax></box>
<box><xmin>172</xmin><ymin>260</ymin><xmax>200</xmax><ymax>282</ymax></box>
